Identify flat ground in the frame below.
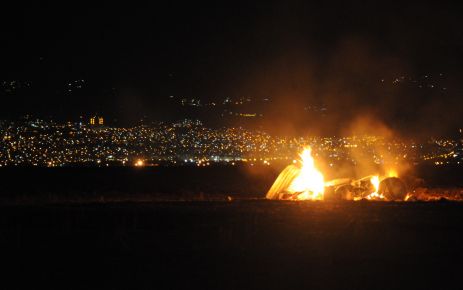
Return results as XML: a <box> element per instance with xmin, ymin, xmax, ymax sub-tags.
<box><xmin>1</xmin><ymin>200</ymin><xmax>462</xmax><ymax>289</ymax></box>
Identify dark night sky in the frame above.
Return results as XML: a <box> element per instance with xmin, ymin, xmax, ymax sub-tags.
<box><xmin>1</xmin><ymin>1</ymin><xmax>462</xmax><ymax>136</ymax></box>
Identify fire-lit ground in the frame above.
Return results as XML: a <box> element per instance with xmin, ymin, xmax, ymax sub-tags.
<box><xmin>1</xmin><ymin>201</ymin><xmax>462</xmax><ymax>289</ymax></box>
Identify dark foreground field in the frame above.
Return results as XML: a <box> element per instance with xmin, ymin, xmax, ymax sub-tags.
<box><xmin>1</xmin><ymin>201</ymin><xmax>463</xmax><ymax>290</ymax></box>
<box><xmin>1</xmin><ymin>164</ymin><xmax>463</xmax><ymax>203</ymax></box>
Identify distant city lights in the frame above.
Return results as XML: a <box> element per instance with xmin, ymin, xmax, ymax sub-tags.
<box><xmin>0</xmin><ymin>118</ymin><xmax>461</xmax><ymax>167</ymax></box>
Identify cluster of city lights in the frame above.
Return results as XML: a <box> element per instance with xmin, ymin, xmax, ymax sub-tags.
<box><xmin>0</xmin><ymin>119</ymin><xmax>461</xmax><ymax>167</ymax></box>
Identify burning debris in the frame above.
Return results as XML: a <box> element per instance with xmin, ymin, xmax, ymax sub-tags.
<box><xmin>267</xmin><ymin>146</ymin><xmax>410</xmax><ymax>201</ymax></box>
<box><xmin>266</xmin><ymin>147</ymin><xmax>325</xmax><ymax>200</ymax></box>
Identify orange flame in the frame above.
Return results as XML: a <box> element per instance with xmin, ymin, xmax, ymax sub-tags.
<box><xmin>366</xmin><ymin>175</ymin><xmax>385</xmax><ymax>200</ymax></box>
<box><xmin>287</xmin><ymin>147</ymin><xmax>325</xmax><ymax>200</ymax></box>
<box><xmin>387</xmin><ymin>169</ymin><xmax>398</xmax><ymax>178</ymax></box>
<box><xmin>266</xmin><ymin>148</ymin><xmax>404</xmax><ymax>201</ymax></box>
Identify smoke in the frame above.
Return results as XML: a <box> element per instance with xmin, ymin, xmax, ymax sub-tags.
<box><xmin>341</xmin><ymin>115</ymin><xmax>412</xmax><ymax>179</ymax></box>
<box><xmin>233</xmin><ymin>30</ymin><xmax>463</xmax><ymax>139</ymax></box>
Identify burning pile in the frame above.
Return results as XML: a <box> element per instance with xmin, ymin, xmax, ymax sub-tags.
<box><xmin>266</xmin><ymin>147</ymin><xmax>325</xmax><ymax>200</ymax></box>
<box><xmin>266</xmin><ymin>147</ymin><xmax>408</xmax><ymax>201</ymax></box>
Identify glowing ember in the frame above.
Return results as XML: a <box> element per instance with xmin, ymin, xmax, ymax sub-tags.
<box><xmin>404</xmin><ymin>193</ymin><xmax>412</xmax><ymax>201</ymax></box>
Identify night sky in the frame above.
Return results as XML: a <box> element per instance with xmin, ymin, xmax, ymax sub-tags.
<box><xmin>1</xmin><ymin>1</ymin><xmax>462</xmax><ymax>136</ymax></box>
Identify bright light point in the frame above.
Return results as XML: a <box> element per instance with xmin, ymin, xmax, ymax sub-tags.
<box><xmin>387</xmin><ymin>169</ymin><xmax>398</xmax><ymax>177</ymax></box>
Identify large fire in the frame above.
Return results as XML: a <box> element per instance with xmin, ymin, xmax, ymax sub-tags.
<box><xmin>266</xmin><ymin>146</ymin><xmax>327</xmax><ymax>200</ymax></box>
<box><xmin>286</xmin><ymin>147</ymin><xmax>325</xmax><ymax>200</ymax></box>
<box><xmin>267</xmin><ymin>146</ymin><xmax>407</xmax><ymax>201</ymax></box>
